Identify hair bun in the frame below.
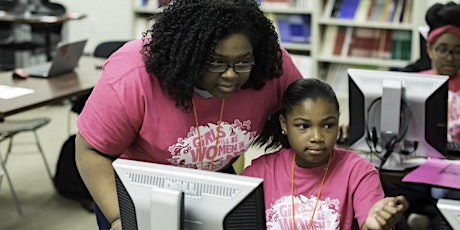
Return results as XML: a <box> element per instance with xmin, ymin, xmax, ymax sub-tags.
<box><xmin>426</xmin><ymin>2</ymin><xmax>460</xmax><ymax>33</ymax></box>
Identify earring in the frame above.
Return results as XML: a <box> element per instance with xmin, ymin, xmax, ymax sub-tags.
<box><xmin>282</xmin><ymin>130</ymin><xmax>286</xmax><ymax>135</ymax></box>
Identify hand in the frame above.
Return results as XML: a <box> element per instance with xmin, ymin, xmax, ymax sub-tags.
<box><xmin>109</xmin><ymin>218</ymin><xmax>122</xmax><ymax>230</ymax></box>
<box><xmin>337</xmin><ymin>123</ymin><xmax>349</xmax><ymax>144</ymax></box>
<box><xmin>363</xmin><ymin>196</ymin><xmax>409</xmax><ymax>230</ymax></box>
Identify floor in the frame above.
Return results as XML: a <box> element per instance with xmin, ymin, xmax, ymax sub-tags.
<box><xmin>0</xmin><ymin>103</ymin><xmax>98</xmax><ymax>230</ymax></box>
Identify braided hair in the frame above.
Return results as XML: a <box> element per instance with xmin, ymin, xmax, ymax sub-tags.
<box><xmin>142</xmin><ymin>0</ymin><xmax>282</xmax><ymax>110</ymax></box>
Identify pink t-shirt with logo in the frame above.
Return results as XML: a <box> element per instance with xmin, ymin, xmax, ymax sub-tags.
<box><xmin>243</xmin><ymin>148</ymin><xmax>383</xmax><ymax>230</ymax></box>
<box><xmin>420</xmin><ymin>70</ymin><xmax>460</xmax><ymax>142</ymax></box>
<box><xmin>77</xmin><ymin>38</ymin><xmax>302</xmax><ymax>171</ymax></box>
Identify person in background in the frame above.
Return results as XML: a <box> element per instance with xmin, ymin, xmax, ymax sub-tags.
<box><xmin>384</xmin><ymin>2</ymin><xmax>460</xmax><ymax>229</ymax></box>
<box><xmin>242</xmin><ymin>78</ymin><xmax>409</xmax><ymax>230</ymax></box>
<box><xmin>75</xmin><ymin>0</ymin><xmax>303</xmax><ymax>229</ymax></box>
<box><xmin>422</xmin><ymin>1</ymin><xmax>460</xmax><ymax>143</ymax></box>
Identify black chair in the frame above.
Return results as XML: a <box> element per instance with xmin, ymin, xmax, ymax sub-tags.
<box><xmin>93</xmin><ymin>41</ymin><xmax>127</xmax><ymax>58</ymax></box>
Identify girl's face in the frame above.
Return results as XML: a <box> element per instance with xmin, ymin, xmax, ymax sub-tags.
<box><xmin>427</xmin><ymin>32</ymin><xmax>460</xmax><ymax>77</ymax></box>
<box><xmin>280</xmin><ymin>98</ymin><xmax>339</xmax><ymax>168</ymax></box>
<box><xmin>197</xmin><ymin>33</ymin><xmax>254</xmax><ymax>98</ymax></box>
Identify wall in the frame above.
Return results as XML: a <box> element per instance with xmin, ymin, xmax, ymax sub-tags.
<box><xmin>53</xmin><ymin>0</ymin><xmax>134</xmax><ymax>54</ymax></box>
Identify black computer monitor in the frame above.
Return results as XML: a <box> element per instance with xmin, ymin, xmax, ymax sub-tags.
<box><xmin>347</xmin><ymin>68</ymin><xmax>449</xmax><ymax>170</ymax></box>
<box><xmin>113</xmin><ymin>159</ymin><xmax>266</xmax><ymax>230</ymax></box>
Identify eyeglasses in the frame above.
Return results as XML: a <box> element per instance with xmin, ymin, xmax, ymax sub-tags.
<box><xmin>434</xmin><ymin>46</ymin><xmax>460</xmax><ymax>60</ymax></box>
<box><xmin>206</xmin><ymin>61</ymin><xmax>255</xmax><ymax>73</ymax></box>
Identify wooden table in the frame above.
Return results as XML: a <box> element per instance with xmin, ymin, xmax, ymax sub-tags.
<box><xmin>0</xmin><ymin>56</ymin><xmax>103</xmax><ymax>120</ymax></box>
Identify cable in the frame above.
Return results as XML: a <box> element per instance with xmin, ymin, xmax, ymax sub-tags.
<box><xmin>378</xmin><ymin>135</ymin><xmax>398</xmax><ymax>172</ymax></box>
<box><xmin>365</xmin><ymin>98</ymin><xmax>413</xmax><ymax>163</ymax></box>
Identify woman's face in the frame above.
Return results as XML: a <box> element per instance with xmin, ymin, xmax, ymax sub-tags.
<box><xmin>427</xmin><ymin>32</ymin><xmax>460</xmax><ymax>77</ymax></box>
<box><xmin>197</xmin><ymin>33</ymin><xmax>254</xmax><ymax>98</ymax></box>
<box><xmin>280</xmin><ymin>98</ymin><xmax>339</xmax><ymax>168</ymax></box>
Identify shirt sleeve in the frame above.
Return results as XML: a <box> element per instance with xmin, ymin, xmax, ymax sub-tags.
<box><xmin>77</xmin><ymin>50</ymin><xmax>146</xmax><ymax>156</ymax></box>
<box><xmin>350</xmin><ymin>157</ymin><xmax>384</xmax><ymax>227</ymax></box>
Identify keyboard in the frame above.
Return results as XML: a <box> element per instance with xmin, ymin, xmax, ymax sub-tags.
<box><xmin>447</xmin><ymin>142</ymin><xmax>460</xmax><ymax>153</ymax></box>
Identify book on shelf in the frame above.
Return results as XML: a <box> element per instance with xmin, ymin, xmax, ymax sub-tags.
<box><xmin>340</xmin><ymin>27</ymin><xmax>354</xmax><ymax>57</ymax></box>
<box><xmin>321</xmin><ymin>25</ymin><xmax>339</xmax><ymax>56</ymax></box>
<box><xmin>391</xmin><ymin>30</ymin><xmax>411</xmax><ymax>60</ymax></box>
<box><xmin>392</xmin><ymin>0</ymin><xmax>404</xmax><ymax>23</ymax></box>
<box><xmin>347</xmin><ymin>28</ymin><xmax>381</xmax><ymax>58</ymax></box>
<box><xmin>378</xmin><ymin>0</ymin><xmax>394</xmax><ymax>22</ymax></box>
<box><xmin>354</xmin><ymin>0</ymin><xmax>372</xmax><ymax>22</ymax></box>
<box><xmin>337</xmin><ymin>0</ymin><xmax>361</xmax><ymax>19</ymax></box>
<box><xmin>333</xmin><ymin>27</ymin><xmax>347</xmax><ymax>56</ymax></box>
<box><xmin>276</xmin><ymin>14</ymin><xmax>311</xmax><ymax>44</ymax></box>
<box><xmin>259</xmin><ymin>0</ymin><xmax>295</xmax><ymax>8</ymax></box>
<box><xmin>368</xmin><ymin>0</ymin><xmax>386</xmax><ymax>22</ymax></box>
<box><xmin>376</xmin><ymin>29</ymin><xmax>393</xmax><ymax>59</ymax></box>
<box><xmin>402</xmin><ymin>0</ymin><xmax>412</xmax><ymax>23</ymax></box>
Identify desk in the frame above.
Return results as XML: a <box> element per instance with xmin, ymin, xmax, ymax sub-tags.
<box><xmin>0</xmin><ymin>11</ymin><xmax>86</xmax><ymax>61</ymax></box>
<box><xmin>0</xmin><ymin>56</ymin><xmax>103</xmax><ymax>120</ymax></box>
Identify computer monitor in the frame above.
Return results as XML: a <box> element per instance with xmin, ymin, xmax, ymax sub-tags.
<box><xmin>347</xmin><ymin>68</ymin><xmax>449</xmax><ymax>170</ymax></box>
<box><xmin>113</xmin><ymin>158</ymin><xmax>266</xmax><ymax>230</ymax></box>
<box><xmin>436</xmin><ymin>198</ymin><xmax>460</xmax><ymax>229</ymax></box>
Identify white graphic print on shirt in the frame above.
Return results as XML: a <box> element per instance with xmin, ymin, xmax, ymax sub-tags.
<box><xmin>266</xmin><ymin>195</ymin><xmax>340</xmax><ymax>230</ymax></box>
<box><xmin>167</xmin><ymin>119</ymin><xmax>257</xmax><ymax>170</ymax></box>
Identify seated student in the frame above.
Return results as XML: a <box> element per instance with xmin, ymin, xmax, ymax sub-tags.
<box><xmin>384</xmin><ymin>2</ymin><xmax>460</xmax><ymax>229</ymax></box>
<box><xmin>242</xmin><ymin>78</ymin><xmax>409</xmax><ymax>230</ymax></box>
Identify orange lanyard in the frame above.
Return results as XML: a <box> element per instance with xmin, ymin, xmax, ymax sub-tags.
<box><xmin>192</xmin><ymin>97</ymin><xmax>225</xmax><ymax>171</ymax></box>
<box><xmin>291</xmin><ymin>151</ymin><xmax>332</xmax><ymax>230</ymax></box>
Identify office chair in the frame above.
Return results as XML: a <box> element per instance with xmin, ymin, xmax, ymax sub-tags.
<box><xmin>0</xmin><ymin>117</ymin><xmax>52</xmax><ymax>216</ymax></box>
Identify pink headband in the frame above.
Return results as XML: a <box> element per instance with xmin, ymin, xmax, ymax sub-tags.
<box><xmin>427</xmin><ymin>25</ymin><xmax>460</xmax><ymax>45</ymax></box>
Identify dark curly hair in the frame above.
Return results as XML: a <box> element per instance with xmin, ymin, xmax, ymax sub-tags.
<box><xmin>426</xmin><ymin>1</ymin><xmax>460</xmax><ymax>34</ymax></box>
<box><xmin>142</xmin><ymin>0</ymin><xmax>283</xmax><ymax>110</ymax></box>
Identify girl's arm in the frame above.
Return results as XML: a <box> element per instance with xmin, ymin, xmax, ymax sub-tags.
<box><xmin>362</xmin><ymin>196</ymin><xmax>409</xmax><ymax>230</ymax></box>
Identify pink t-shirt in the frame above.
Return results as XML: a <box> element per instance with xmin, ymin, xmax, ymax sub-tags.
<box><xmin>419</xmin><ymin>70</ymin><xmax>460</xmax><ymax>142</ymax></box>
<box><xmin>243</xmin><ymin>148</ymin><xmax>383</xmax><ymax>230</ymax></box>
<box><xmin>77</xmin><ymin>39</ymin><xmax>302</xmax><ymax>171</ymax></box>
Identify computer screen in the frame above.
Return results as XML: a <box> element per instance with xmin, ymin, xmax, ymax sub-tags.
<box><xmin>437</xmin><ymin>198</ymin><xmax>460</xmax><ymax>229</ymax></box>
<box><xmin>113</xmin><ymin>159</ymin><xmax>266</xmax><ymax>230</ymax></box>
<box><xmin>347</xmin><ymin>68</ymin><xmax>449</xmax><ymax>170</ymax></box>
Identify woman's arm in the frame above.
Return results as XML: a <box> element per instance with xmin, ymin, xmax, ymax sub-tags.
<box><xmin>362</xmin><ymin>196</ymin><xmax>409</xmax><ymax>230</ymax></box>
<box><xmin>75</xmin><ymin>132</ymin><xmax>121</xmax><ymax>229</ymax></box>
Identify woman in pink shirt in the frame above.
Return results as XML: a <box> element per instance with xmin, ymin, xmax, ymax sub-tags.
<box><xmin>75</xmin><ymin>1</ymin><xmax>303</xmax><ymax>229</ymax></box>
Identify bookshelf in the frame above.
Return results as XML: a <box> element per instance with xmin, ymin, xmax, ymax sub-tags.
<box><xmin>312</xmin><ymin>0</ymin><xmax>426</xmax><ymax>99</ymax></box>
<box><xmin>131</xmin><ymin>0</ymin><xmax>426</xmax><ymax>85</ymax></box>
<box><xmin>260</xmin><ymin>2</ymin><xmax>314</xmax><ymax>78</ymax></box>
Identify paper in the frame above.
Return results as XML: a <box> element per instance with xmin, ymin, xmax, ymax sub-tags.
<box><xmin>402</xmin><ymin>158</ymin><xmax>460</xmax><ymax>189</ymax></box>
<box><xmin>0</xmin><ymin>85</ymin><xmax>34</xmax><ymax>99</ymax></box>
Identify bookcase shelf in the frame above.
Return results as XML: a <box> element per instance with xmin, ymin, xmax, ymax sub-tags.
<box><xmin>131</xmin><ymin>0</ymin><xmax>428</xmax><ymax>84</ymax></box>
<box><xmin>317</xmin><ymin>18</ymin><xmax>414</xmax><ymax>30</ymax></box>
<box><xmin>317</xmin><ymin>55</ymin><xmax>409</xmax><ymax>68</ymax></box>
<box><xmin>310</xmin><ymin>0</ymin><xmax>428</xmax><ymax>99</ymax></box>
